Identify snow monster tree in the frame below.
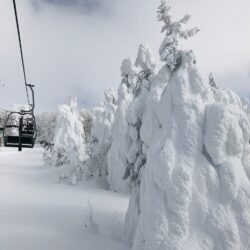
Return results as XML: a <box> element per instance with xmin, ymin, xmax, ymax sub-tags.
<box><xmin>86</xmin><ymin>88</ymin><xmax>117</xmax><ymax>177</ymax></box>
<box><xmin>52</xmin><ymin>97</ymin><xmax>87</xmax><ymax>185</ymax></box>
<box><xmin>124</xmin><ymin>43</ymin><xmax>157</xmax><ymax>184</ymax></box>
<box><xmin>107</xmin><ymin>58</ymin><xmax>138</xmax><ymax>193</ymax></box>
<box><xmin>125</xmin><ymin>1</ymin><xmax>250</xmax><ymax>250</ymax></box>
<box><xmin>124</xmin><ymin>43</ymin><xmax>158</xmax><ymax>242</ymax></box>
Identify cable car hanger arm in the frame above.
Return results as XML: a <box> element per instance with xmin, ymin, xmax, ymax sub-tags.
<box><xmin>21</xmin><ymin>84</ymin><xmax>35</xmax><ymax>114</ymax></box>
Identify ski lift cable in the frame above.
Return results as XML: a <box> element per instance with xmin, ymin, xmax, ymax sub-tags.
<box><xmin>0</xmin><ymin>2</ymin><xmax>37</xmax><ymax>152</ymax></box>
<box><xmin>12</xmin><ymin>0</ymin><xmax>30</xmax><ymax>106</ymax></box>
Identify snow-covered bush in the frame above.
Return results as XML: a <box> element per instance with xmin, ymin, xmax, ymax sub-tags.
<box><xmin>51</xmin><ymin>97</ymin><xmax>87</xmax><ymax>185</ymax></box>
<box><xmin>83</xmin><ymin>202</ymin><xmax>99</xmax><ymax>234</ymax></box>
<box><xmin>107</xmin><ymin>58</ymin><xmax>138</xmax><ymax>193</ymax></box>
<box><xmin>86</xmin><ymin>88</ymin><xmax>117</xmax><ymax>177</ymax></box>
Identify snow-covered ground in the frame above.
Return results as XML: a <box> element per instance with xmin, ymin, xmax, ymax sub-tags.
<box><xmin>0</xmin><ymin>147</ymin><xmax>130</xmax><ymax>250</ymax></box>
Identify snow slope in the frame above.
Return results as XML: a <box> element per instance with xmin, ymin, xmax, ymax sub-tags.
<box><xmin>0</xmin><ymin>147</ymin><xmax>129</xmax><ymax>250</ymax></box>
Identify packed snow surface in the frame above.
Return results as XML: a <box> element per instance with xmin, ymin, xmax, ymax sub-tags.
<box><xmin>0</xmin><ymin>147</ymin><xmax>129</xmax><ymax>250</ymax></box>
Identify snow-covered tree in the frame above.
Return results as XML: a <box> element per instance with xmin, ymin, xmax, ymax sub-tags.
<box><xmin>240</xmin><ymin>96</ymin><xmax>249</xmax><ymax>112</ymax></box>
<box><xmin>208</xmin><ymin>72</ymin><xmax>217</xmax><ymax>89</ymax></box>
<box><xmin>86</xmin><ymin>88</ymin><xmax>117</xmax><ymax>177</ymax></box>
<box><xmin>0</xmin><ymin>111</ymin><xmax>6</xmax><ymax>128</ymax></box>
<box><xmin>135</xmin><ymin>44</ymin><xmax>157</xmax><ymax>75</ymax></box>
<box><xmin>124</xmin><ymin>3</ymin><xmax>250</xmax><ymax>250</ymax></box>
<box><xmin>120</xmin><ymin>58</ymin><xmax>138</xmax><ymax>92</ymax></box>
<box><xmin>51</xmin><ymin>97</ymin><xmax>87</xmax><ymax>185</ymax></box>
<box><xmin>36</xmin><ymin>111</ymin><xmax>57</xmax><ymax>143</ymax></box>
<box><xmin>79</xmin><ymin>108</ymin><xmax>94</xmax><ymax>143</ymax></box>
<box><xmin>158</xmin><ymin>0</ymin><xmax>199</xmax><ymax>72</ymax></box>
<box><xmin>124</xmin><ymin>43</ymin><xmax>157</xmax><ymax>242</ymax></box>
<box><xmin>0</xmin><ymin>110</ymin><xmax>7</xmax><ymax>146</ymax></box>
<box><xmin>107</xmin><ymin>58</ymin><xmax>138</xmax><ymax>193</ymax></box>
<box><xmin>124</xmin><ymin>44</ymin><xmax>156</xmax><ymax>184</ymax></box>
<box><xmin>128</xmin><ymin>48</ymin><xmax>250</xmax><ymax>250</ymax></box>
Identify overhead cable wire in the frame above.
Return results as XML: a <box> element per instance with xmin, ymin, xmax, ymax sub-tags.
<box><xmin>12</xmin><ymin>0</ymin><xmax>30</xmax><ymax>106</ymax></box>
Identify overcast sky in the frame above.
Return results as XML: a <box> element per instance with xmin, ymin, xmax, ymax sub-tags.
<box><xmin>0</xmin><ymin>0</ymin><xmax>250</xmax><ymax>112</ymax></box>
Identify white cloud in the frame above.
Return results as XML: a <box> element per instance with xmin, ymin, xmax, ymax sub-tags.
<box><xmin>0</xmin><ymin>0</ymin><xmax>249</xmax><ymax>111</ymax></box>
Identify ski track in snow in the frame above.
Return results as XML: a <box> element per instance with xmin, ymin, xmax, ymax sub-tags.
<box><xmin>0</xmin><ymin>147</ymin><xmax>130</xmax><ymax>250</ymax></box>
